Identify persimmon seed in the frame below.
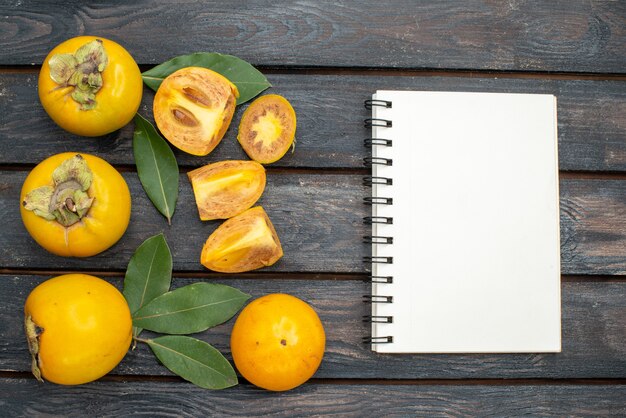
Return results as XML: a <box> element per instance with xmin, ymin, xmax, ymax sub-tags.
<box><xmin>182</xmin><ymin>87</ymin><xmax>211</xmax><ymax>106</ymax></box>
<box><xmin>172</xmin><ymin>108</ymin><xmax>198</xmax><ymax>127</ymax></box>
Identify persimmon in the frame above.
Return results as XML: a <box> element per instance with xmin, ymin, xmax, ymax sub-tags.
<box><xmin>38</xmin><ymin>36</ymin><xmax>142</xmax><ymax>136</ymax></box>
<box><xmin>24</xmin><ymin>274</ymin><xmax>132</xmax><ymax>385</ymax></box>
<box><xmin>188</xmin><ymin>160</ymin><xmax>266</xmax><ymax>221</ymax></box>
<box><xmin>153</xmin><ymin>67</ymin><xmax>239</xmax><ymax>156</ymax></box>
<box><xmin>201</xmin><ymin>206</ymin><xmax>283</xmax><ymax>273</ymax></box>
<box><xmin>230</xmin><ymin>293</ymin><xmax>325</xmax><ymax>391</ymax></box>
<box><xmin>20</xmin><ymin>153</ymin><xmax>131</xmax><ymax>257</ymax></box>
<box><xmin>237</xmin><ymin>94</ymin><xmax>296</xmax><ymax>164</ymax></box>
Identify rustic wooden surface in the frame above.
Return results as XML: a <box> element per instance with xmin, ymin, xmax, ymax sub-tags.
<box><xmin>1</xmin><ymin>73</ymin><xmax>625</xmax><ymax>171</ymax></box>
<box><xmin>1</xmin><ymin>1</ymin><xmax>624</xmax><ymax>73</ymax></box>
<box><xmin>2</xmin><ymin>276</ymin><xmax>626</xmax><ymax>380</ymax></box>
<box><xmin>2</xmin><ymin>378</ymin><xmax>625</xmax><ymax>416</ymax></box>
<box><xmin>1</xmin><ymin>173</ymin><xmax>625</xmax><ymax>275</ymax></box>
<box><xmin>0</xmin><ymin>1</ymin><xmax>624</xmax><ymax>416</ymax></box>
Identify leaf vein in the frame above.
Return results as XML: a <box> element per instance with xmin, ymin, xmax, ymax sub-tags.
<box><xmin>135</xmin><ymin>296</ymin><xmax>246</xmax><ymax>320</ymax></box>
<box><xmin>137</xmin><ymin>242</ymin><xmax>159</xmax><ymax>309</ymax></box>
<box><xmin>143</xmin><ymin>121</ymin><xmax>171</xmax><ymax>220</ymax></box>
<box><xmin>150</xmin><ymin>340</ymin><xmax>230</xmax><ymax>379</ymax></box>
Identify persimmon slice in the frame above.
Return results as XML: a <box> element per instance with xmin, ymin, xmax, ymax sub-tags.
<box><xmin>153</xmin><ymin>67</ymin><xmax>239</xmax><ymax>156</ymax></box>
<box><xmin>237</xmin><ymin>94</ymin><xmax>296</xmax><ymax>164</ymax></box>
<box><xmin>201</xmin><ymin>206</ymin><xmax>283</xmax><ymax>273</ymax></box>
<box><xmin>187</xmin><ymin>160</ymin><xmax>266</xmax><ymax>221</ymax></box>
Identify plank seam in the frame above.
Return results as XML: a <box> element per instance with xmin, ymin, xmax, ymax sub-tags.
<box><xmin>1</xmin><ymin>65</ymin><xmax>625</xmax><ymax>81</ymax></box>
<box><xmin>1</xmin><ymin>371</ymin><xmax>625</xmax><ymax>385</ymax></box>
<box><xmin>1</xmin><ymin>270</ymin><xmax>624</xmax><ymax>281</ymax></box>
<box><xmin>3</xmin><ymin>164</ymin><xmax>626</xmax><ymax>179</ymax></box>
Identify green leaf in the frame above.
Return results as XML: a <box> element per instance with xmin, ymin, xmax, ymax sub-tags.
<box><xmin>133</xmin><ymin>114</ymin><xmax>179</xmax><ymax>224</ymax></box>
<box><xmin>132</xmin><ymin>282</ymin><xmax>250</xmax><ymax>334</ymax></box>
<box><xmin>145</xmin><ymin>335</ymin><xmax>237</xmax><ymax>389</ymax></box>
<box><xmin>141</xmin><ymin>52</ymin><xmax>271</xmax><ymax>105</ymax></box>
<box><xmin>123</xmin><ymin>233</ymin><xmax>173</xmax><ymax>338</ymax></box>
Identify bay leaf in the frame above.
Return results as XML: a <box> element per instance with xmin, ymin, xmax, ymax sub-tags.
<box><xmin>146</xmin><ymin>335</ymin><xmax>237</xmax><ymax>389</ymax></box>
<box><xmin>133</xmin><ymin>114</ymin><xmax>179</xmax><ymax>224</ymax></box>
<box><xmin>141</xmin><ymin>52</ymin><xmax>271</xmax><ymax>105</ymax></box>
<box><xmin>132</xmin><ymin>282</ymin><xmax>250</xmax><ymax>334</ymax></box>
<box><xmin>123</xmin><ymin>233</ymin><xmax>172</xmax><ymax>338</ymax></box>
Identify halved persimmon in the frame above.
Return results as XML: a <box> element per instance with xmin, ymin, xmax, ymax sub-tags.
<box><xmin>188</xmin><ymin>160</ymin><xmax>266</xmax><ymax>221</ymax></box>
<box><xmin>153</xmin><ymin>67</ymin><xmax>239</xmax><ymax>156</ymax></box>
<box><xmin>201</xmin><ymin>206</ymin><xmax>283</xmax><ymax>273</ymax></box>
<box><xmin>237</xmin><ymin>94</ymin><xmax>296</xmax><ymax>164</ymax></box>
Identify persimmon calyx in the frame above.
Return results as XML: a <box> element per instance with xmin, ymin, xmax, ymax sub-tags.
<box><xmin>24</xmin><ymin>315</ymin><xmax>43</xmax><ymax>382</ymax></box>
<box><xmin>48</xmin><ymin>39</ymin><xmax>108</xmax><ymax>110</ymax></box>
<box><xmin>22</xmin><ymin>154</ymin><xmax>94</xmax><ymax>227</ymax></box>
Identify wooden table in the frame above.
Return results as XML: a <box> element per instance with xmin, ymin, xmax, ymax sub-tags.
<box><xmin>1</xmin><ymin>1</ymin><xmax>625</xmax><ymax>415</ymax></box>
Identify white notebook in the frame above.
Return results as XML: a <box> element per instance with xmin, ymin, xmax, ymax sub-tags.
<box><xmin>367</xmin><ymin>90</ymin><xmax>561</xmax><ymax>353</ymax></box>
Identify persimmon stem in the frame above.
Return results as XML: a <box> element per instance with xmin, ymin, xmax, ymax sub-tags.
<box><xmin>23</xmin><ymin>154</ymin><xmax>94</xmax><ymax>227</ymax></box>
<box><xmin>133</xmin><ymin>336</ymin><xmax>151</xmax><ymax>344</ymax></box>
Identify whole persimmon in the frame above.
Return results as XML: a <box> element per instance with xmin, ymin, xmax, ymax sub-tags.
<box><xmin>24</xmin><ymin>274</ymin><xmax>132</xmax><ymax>385</ymax></box>
<box><xmin>230</xmin><ymin>293</ymin><xmax>325</xmax><ymax>391</ymax></box>
<box><xmin>38</xmin><ymin>36</ymin><xmax>142</xmax><ymax>136</ymax></box>
<box><xmin>20</xmin><ymin>152</ymin><xmax>131</xmax><ymax>257</ymax></box>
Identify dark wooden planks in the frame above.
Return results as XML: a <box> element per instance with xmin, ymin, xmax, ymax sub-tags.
<box><xmin>1</xmin><ymin>172</ymin><xmax>625</xmax><ymax>275</ymax></box>
<box><xmin>1</xmin><ymin>377</ymin><xmax>626</xmax><ymax>416</ymax></box>
<box><xmin>0</xmin><ymin>172</ymin><xmax>367</xmax><ymax>273</ymax></box>
<box><xmin>1</xmin><ymin>1</ymin><xmax>625</xmax><ymax>73</ymax></box>
<box><xmin>561</xmin><ymin>179</ymin><xmax>626</xmax><ymax>276</ymax></box>
<box><xmin>2</xmin><ymin>276</ymin><xmax>625</xmax><ymax>379</ymax></box>
<box><xmin>1</xmin><ymin>73</ymin><xmax>625</xmax><ymax>171</ymax></box>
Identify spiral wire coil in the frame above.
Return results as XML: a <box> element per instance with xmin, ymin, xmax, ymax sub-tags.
<box><xmin>362</xmin><ymin>99</ymin><xmax>394</xmax><ymax>344</ymax></box>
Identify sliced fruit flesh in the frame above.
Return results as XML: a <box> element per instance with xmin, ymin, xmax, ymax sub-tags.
<box><xmin>209</xmin><ymin>215</ymin><xmax>274</xmax><ymax>260</ymax></box>
<box><xmin>154</xmin><ymin>67</ymin><xmax>238</xmax><ymax>156</ymax></box>
<box><xmin>201</xmin><ymin>206</ymin><xmax>283</xmax><ymax>273</ymax></box>
<box><xmin>188</xmin><ymin>160</ymin><xmax>266</xmax><ymax>221</ymax></box>
<box><xmin>238</xmin><ymin>94</ymin><xmax>296</xmax><ymax>164</ymax></box>
<box><xmin>252</xmin><ymin>112</ymin><xmax>283</xmax><ymax>149</ymax></box>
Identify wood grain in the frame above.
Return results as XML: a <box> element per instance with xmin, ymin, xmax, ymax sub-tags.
<box><xmin>1</xmin><ymin>1</ymin><xmax>625</xmax><ymax>73</ymax></box>
<box><xmin>2</xmin><ymin>1</ymin><xmax>625</xmax><ymax>412</ymax></box>
<box><xmin>1</xmin><ymin>377</ymin><xmax>625</xmax><ymax>416</ymax></box>
<box><xmin>1</xmin><ymin>172</ymin><xmax>625</xmax><ymax>275</ymax></box>
<box><xmin>1</xmin><ymin>171</ymin><xmax>367</xmax><ymax>273</ymax></box>
<box><xmin>2</xmin><ymin>276</ymin><xmax>625</xmax><ymax>379</ymax></box>
<box><xmin>561</xmin><ymin>179</ymin><xmax>626</xmax><ymax>276</ymax></box>
<box><xmin>1</xmin><ymin>73</ymin><xmax>625</xmax><ymax>171</ymax></box>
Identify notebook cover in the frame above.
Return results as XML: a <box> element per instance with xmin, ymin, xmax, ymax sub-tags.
<box><xmin>370</xmin><ymin>91</ymin><xmax>561</xmax><ymax>353</ymax></box>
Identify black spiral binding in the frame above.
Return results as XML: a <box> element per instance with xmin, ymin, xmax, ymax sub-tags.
<box><xmin>363</xmin><ymin>216</ymin><xmax>393</xmax><ymax>225</ymax></box>
<box><xmin>363</xmin><ymin>236</ymin><xmax>393</xmax><ymax>244</ymax></box>
<box><xmin>363</xmin><ymin>336</ymin><xmax>394</xmax><ymax>344</ymax></box>
<box><xmin>364</xmin><ymin>138</ymin><xmax>392</xmax><ymax>148</ymax></box>
<box><xmin>363</xmin><ymin>295</ymin><xmax>393</xmax><ymax>303</ymax></box>
<box><xmin>362</xmin><ymin>98</ymin><xmax>394</xmax><ymax>345</ymax></box>
<box><xmin>363</xmin><ymin>176</ymin><xmax>393</xmax><ymax>186</ymax></box>
<box><xmin>364</xmin><ymin>118</ymin><xmax>392</xmax><ymax>128</ymax></box>
<box><xmin>364</xmin><ymin>99</ymin><xmax>392</xmax><ymax>109</ymax></box>
<box><xmin>363</xmin><ymin>315</ymin><xmax>394</xmax><ymax>323</ymax></box>
<box><xmin>363</xmin><ymin>157</ymin><xmax>393</xmax><ymax>167</ymax></box>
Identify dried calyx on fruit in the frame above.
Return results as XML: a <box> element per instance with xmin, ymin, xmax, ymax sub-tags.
<box><xmin>238</xmin><ymin>94</ymin><xmax>296</xmax><ymax>164</ymax></box>
<box><xmin>188</xmin><ymin>160</ymin><xmax>266</xmax><ymax>221</ymax></box>
<box><xmin>201</xmin><ymin>206</ymin><xmax>283</xmax><ymax>273</ymax></box>
<box><xmin>47</xmin><ymin>39</ymin><xmax>108</xmax><ymax>110</ymax></box>
<box><xmin>153</xmin><ymin>67</ymin><xmax>239</xmax><ymax>156</ymax></box>
<box><xmin>22</xmin><ymin>154</ymin><xmax>94</xmax><ymax>227</ymax></box>
<box><xmin>21</xmin><ymin>152</ymin><xmax>131</xmax><ymax>257</ymax></box>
